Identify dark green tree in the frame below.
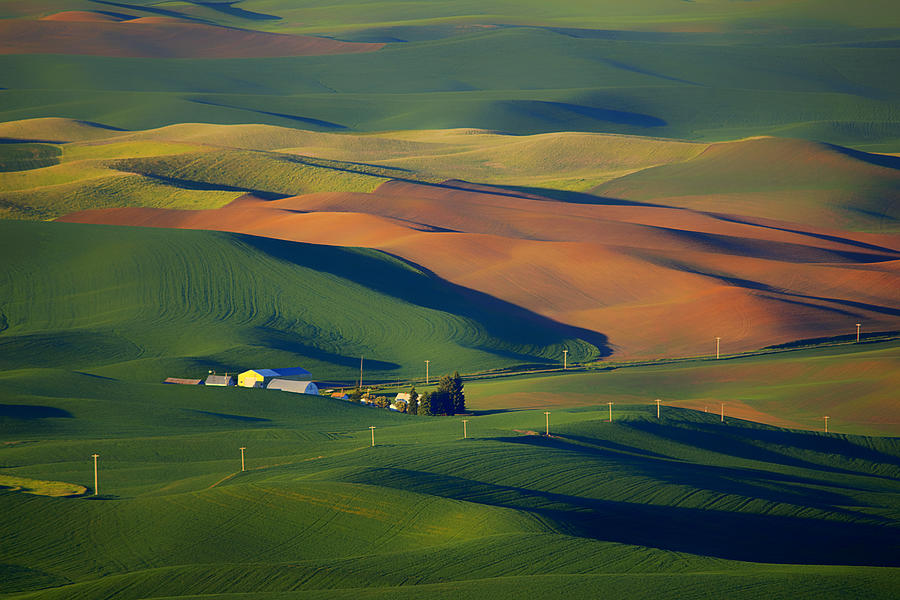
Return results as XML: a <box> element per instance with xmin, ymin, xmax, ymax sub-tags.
<box><xmin>407</xmin><ymin>386</ymin><xmax>419</xmax><ymax>416</ymax></box>
<box><xmin>418</xmin><ymin>391</ymin><xmax>432</xmax><ymax>416</ymax></box>
<box><xmin>449</xmin><ymin>371</ymin><xmax>465</xmax><ymax>415</ymax></box>
<box><xmin>348</xmin><ymin>388</ymin><xmax>363</xmax><ymax>402</ymax></box>
<box><xmin>432</xmin><ymin>374</ymin><xmax>455</xmax><ymax>415</ymax></box>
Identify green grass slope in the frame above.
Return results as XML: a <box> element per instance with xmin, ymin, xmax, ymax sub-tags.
<box><xmin>0</xmin><ymin>126</ymin><xmax>405</xmax><ymax>220</ymax></box>
<box><xmin>0</xmin><ymin>144</ymin><xmax>60</xmax><ymax>173</ymax></box>
<box><xmin>593</xmin><ymin>136</ymin><xmax>900</xmax><ymax>232</ymax></box>
<box><xmin>466</xmin><ymin>340</ymin><xmax>900</xmax><ymax>437</ymax></box>
<box><xmin>5</xmin><ymin>0</ymin><xmax>900</xmax><ymax>33</ymax></box>
<box><xmin>4</xmin><ymin>120</ymin><xmax>897</xmax><ymax>230</ymax></box>
<box><xmin>0</xmin><ymin>5</ymin><xmax>898</xmax><ymax>147</ymax></box>
<box><xmin>0</xmin><ymin>219</ymin><xmax>602</xmax><ymax>383</ymax></box>
<box><xmin>0</xmin><ymin>381</ymin><xmax>897</xmax><ymax>598</ymax></box>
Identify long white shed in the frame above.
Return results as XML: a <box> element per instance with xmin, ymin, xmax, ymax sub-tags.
<box><xmin>266</xmin><ymin>379</ymin><xmax>319</xmax><ymax>395</ymax></box>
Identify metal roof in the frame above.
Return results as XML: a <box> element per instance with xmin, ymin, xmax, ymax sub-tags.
<box><xmin>266</xmin><ymin>379</ymin><xmax>318</xmax><ymax>394</ymax></box>
<box><xmin>164</xmin><ymin>377</ymin><xmax>202</xmax><ymax>385</ymax></box>
<box><xmin>205</xmin><ymin>374</ymin><xmax>235</xmax><ymax>386</ymax></box>
<box><xmin>249</xmin><ymin>367</ymin><xmax>311</xmax><ymax>378</ymax></box>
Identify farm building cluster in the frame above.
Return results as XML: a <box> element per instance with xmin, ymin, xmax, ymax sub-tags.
<box><xmin>165</xmin><ymin>367</ymin><xmax>319</xmax><ymax>396</ymax></box>
<box><xmin>165</xmin><ymin>367</ymin><xmax>417</xmax><ymax>412</ymax></box>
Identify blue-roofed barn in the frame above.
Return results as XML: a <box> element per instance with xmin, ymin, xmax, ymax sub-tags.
<box><xmin>237</xmin><ymin>367</ymin><xmax>311</xmax><ymax>388</ymax></box>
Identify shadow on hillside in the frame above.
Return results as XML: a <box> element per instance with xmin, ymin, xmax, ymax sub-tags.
<box><xmin>193</xmin><ymin>1</ymin><xmax>281</xmax><ymax>21</ymax></box>
<box><xmin>190</xmin><ymin>410</ymin><xmax>271</xmax><ymax>422</ymax></box>
<box><xmin>826</xmin><ymin>144</ymin><xmax>900</xmax><ymax>171</ymax></box>
<box><xmin>783</xmin><ymin>293</ymin><xmax>899</xmax><ymax>317</ymax></box>
<box><xmin>237</xmin><ymin>234</ymin><xmax>612</xmax><ymax>360</ymax></box>
<box><xmin>504</xmin><ymin>433</ymin><xmax>895</xmax><ymax>511</ymax></box>
<box><xmin>125</xmin><ymin>172</ymin><xmax>289</xmax><ymax>199</ymax></box>
<box><xmin>485</xmin><ymin>184</ymin><xmax>666</xmax><ymax>207</ymax></box>
<box><xmin>469</xmin><ymin>409</ymin><xmax>527</xmax><ymax>416</ymax></box>
<box><xmin>764</xmin><ymin>330</ymin><xmax>900</xmax><ymax>349</ymax></box>
<box><xmin>0</xmin><ymin>404</ymin><xmax>72</xmax><ymax>419</ymax></box>
<box><xmin>344</xmin><ymin>462</ymin><xmax>899</xmax><ymax>566</ymax></box>
<box><xmin>619</xmin><ymin>421</ymin><xmax>900</xmax><ymax>475</ymax></box>
<box><xmin>0</xmin><ymin>138</ymin><xmax>61</xmax><ymax>144</ymax></box>
<box><xmin>558</xmin><ymin>433</ymin><xmax>672</xmax><ymax>460</ymax></box>
<box><xmin>600</xmin><ymin>58</ymin><xmax>700</xmax><ymax>86</ymax></box>
<box><xmin>706</xmin><ymin>213</ymin><xmax>900</xmax><ymax>256</ymax></box>
<box><xmin>645</xmin><ymin>226</ymin><xmax>899</xmax><ymax>264</ymax></box>
<box><xmin>640</xmin><ymin>254</ymin><xmax>900</xmax><ymax>316</ymax></box>
<box><xmin>253</xmin><ymin>331</ymin><xmax>400</xmax><ymax>371</ymax></box>
<box><xmin>190</xmin><ymin>99</ymin><xmax>348</xmax><ymax>130</ymax></box>
<box><xmin>90</xmin><ymin>0</ymin><xmax>208</xmax><ymax>22</ymax></box>
<box><xmin>501</xmin><ymin>100</ymin><xmax>667</xmax><ymax>128</ymax></box>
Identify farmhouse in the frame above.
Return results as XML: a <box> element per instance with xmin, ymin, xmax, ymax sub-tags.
<box><xmin>204</xmin><ymin>374</ymin><xmax>235</xmax><ymax>386</ymax></box>
<box><xmin>393</xmin><ymin>392</ymin><xmax>415</xmax><ymax>411</ymax></box>
<box><xmin>266</xmin><ymin>379</ymin><xmax>319</xmax><ymax>395</ymax></box>
<box><xmin>237</xmin><ymin>367</ymin><xmax>311</xmax><ymax>388</ymax></box>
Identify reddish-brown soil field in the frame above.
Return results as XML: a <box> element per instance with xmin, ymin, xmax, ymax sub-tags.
<box><xmin>61</xmin><ymin>176</ymin><xmax>900</xmax><ymax>359</ymax></box>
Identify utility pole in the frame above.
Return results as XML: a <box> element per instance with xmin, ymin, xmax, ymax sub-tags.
<box><xmin>715</xmin><ymin>337</ymin><xmax>721</xmax><ymax>360</ymax></box>
<box><xmin>369</xmin><ymin>426</ymin><xmax>376</xmax><ymax>447</ymax></box>
<box><xmin>720</xmin><ymin>403</ymin><xmax>725</xmax><ymax>423</ymax></box>
<box><xmin>563</xmin><ymin>349</ymin><xmax>568</xmax><ymax>371</ymax></box>
<box><xmin>856</xmin><ymin>323</ymin><xmax>861</xmax><ymax>343</ymax></box>
<box><xmin>425</xmin><ymin>360</ymin><xmax>430</xmax><ymax>385</ymax></box>
<box><xmin>544</xmin><ymin>411</ymin><xmax>551</xmax><ymax>436</ymax></box>
<box><xmin>655</xmin><ymin>398</ymin><xmax>661</xmax><ymax>419</ymax></box>
<box><xmin>823</xmin><ymin>416</ymin><xmax>829</xmax><ymax>434</ymax></box>
<box><xmin>608</xmin><ymin>402</ymin><xmax>614</xmax><ymax>422</ymax></box>
<box><xmin>91</xmin><ymin>454</ymin><xmax>99</xmax><ymax>496</ymax></box>
<box><xmin>462</xmin><ymin>419</ymin><xmax>468</xmax><ymax>439</ymax></box>
<box><xmin>359</xmin><ymin>356</ymin><xmax>363</xmax><ymax>389</ymax></box>
<box><xmin>239</xmin><ymin>447</ymin><xmax>246</xmax><ymax>472</ymax></box>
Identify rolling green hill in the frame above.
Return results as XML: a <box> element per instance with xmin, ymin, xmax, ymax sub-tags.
<box><xmin>0</xmin><ymin>221</ymin><xmax>897</xmax><ymax>599</ymax></box>
<box><xmin>593</xmin><ymin>136</ymin><xmax>900</xmax><ymax>232</ymax></box>
<box><xmin>0</xmin><ymin>2</ymin><xmax>898</xmax><ymax>148</ymax></box>
<box><xmin>0</xmin><ymin>219</ymin><xmax>602</xmax><ymax>383</ymax></box>
<box><xmin>1</xmin><ymin>376</ymin><xmax>897</xmax><ymax>598</ymax></box>
<box><xmin>1</xmin><ymin>3</ymin><xmax>898</xmax><ymax>598</ymax></box>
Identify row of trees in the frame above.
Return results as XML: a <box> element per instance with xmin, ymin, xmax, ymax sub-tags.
<box><xmin>407</xmin><ymin>371</ymin><xmax>465</xmax><ymax>416</ymax></box>
<box><xmin>343</xmin><ymin>371</ymin><xmax>466</xmax><ymax>416</ymax></box>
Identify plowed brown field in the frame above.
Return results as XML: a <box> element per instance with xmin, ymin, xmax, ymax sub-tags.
<box><xmin>61</xmin><ymin>174</ymin><xmax>900</xmax><ymax>359</ymax></box>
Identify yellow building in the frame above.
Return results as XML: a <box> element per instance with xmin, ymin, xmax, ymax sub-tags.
<box><xmin>237</xmin><ymin>367</ymin><xmax>310</xmax><ymax>388</ymax></box>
